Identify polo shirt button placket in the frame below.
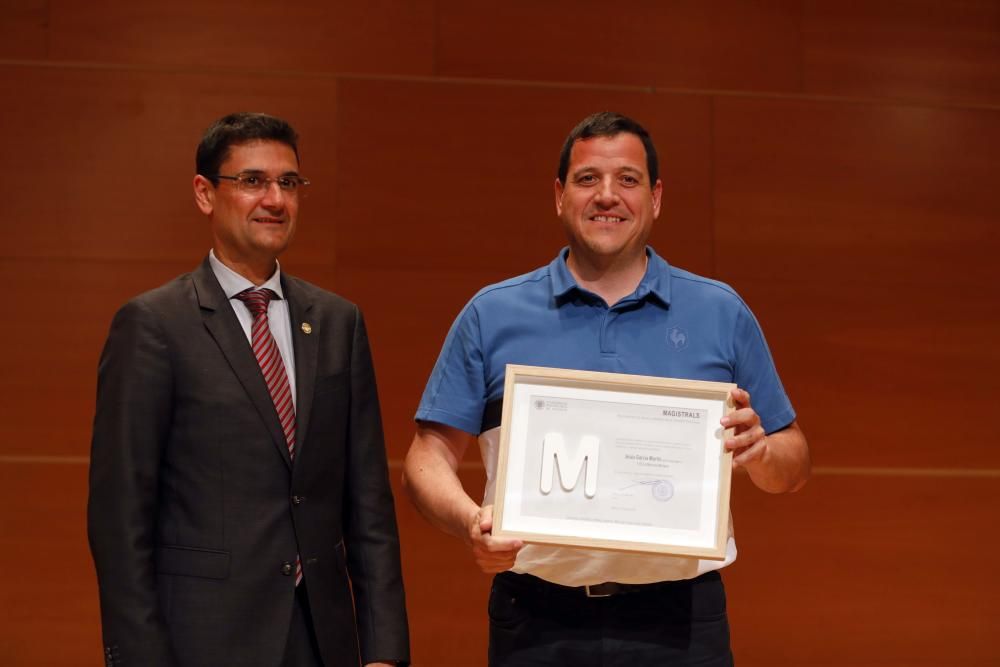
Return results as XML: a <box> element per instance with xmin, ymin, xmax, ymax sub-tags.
<box><xmin>600</xmin><ymin>309</ymin><xmax>618</xmax><ymax>356</ymax></box>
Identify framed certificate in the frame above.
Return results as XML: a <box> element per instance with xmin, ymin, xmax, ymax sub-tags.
<box><xmin>492</xmin><ymin>364</ymin><xmax>735</xmax><ymax>560</ymax></box>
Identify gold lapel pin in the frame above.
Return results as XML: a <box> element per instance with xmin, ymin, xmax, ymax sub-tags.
<box><xmin>301</xmin><ymin>322</ymin><xmax>312</xmax><ymax>334</ymax></box>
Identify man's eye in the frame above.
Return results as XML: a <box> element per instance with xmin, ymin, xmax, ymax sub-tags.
<box><xmin>577</xmin><ymin>175</ymin><xmax>597</xmax><ymax>184</ymax></box>
<box><xmin>621</xmin><ymin>176</ymin><xmax>638</xmax><ymax>185</ymax></box>
<box><xmin>277</xmin><ymin>177</ymin><xmax>296</xmax><ymax>190</ymax></box>
<box><xmin>242</xmin><ymin>175</ymin><xmax>262</xmax><ymax>186</ymax></box>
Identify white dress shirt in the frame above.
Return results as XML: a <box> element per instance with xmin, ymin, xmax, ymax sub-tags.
<box><xmin>208</xmin><ymin>250</ymin><xmax>297</xmax><ymax>409</ymax></box>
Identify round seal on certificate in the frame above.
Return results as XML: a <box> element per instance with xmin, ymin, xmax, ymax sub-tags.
<box><xmin>651</xmin><ymin>480</ymin><xmax>674</xmax><ymax>501</ymax></box>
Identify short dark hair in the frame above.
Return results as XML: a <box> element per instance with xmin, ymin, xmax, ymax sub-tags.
<box><xmin>196</xmin><ymin>112</ymin><xmax>300</xmax><ymax>185</ymax></box>
<box><xmin>557</xmin><ymin>112</ymin><xmax>659</xmax><ymax>187</ymax></box>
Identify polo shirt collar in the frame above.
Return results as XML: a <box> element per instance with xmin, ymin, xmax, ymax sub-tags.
<box><xmin>638</xmin><ymin>247</ymin><xmax>672</xmax><ymax>306</ymax></box>
<box><xmin>550</xmin><ymin>246</ymin><xmax>672</xmax><ymax>306</ymax></box>
<box><xmin>549</xmin><ymin>247</ymin><xmax>579</xmax><ymax>300</ymax></box>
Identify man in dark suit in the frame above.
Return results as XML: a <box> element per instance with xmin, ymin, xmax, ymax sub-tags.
<box><xmin>88</xmin><ymin>112</ymin><xmax>409</xmax><ymax>667</ymax></box>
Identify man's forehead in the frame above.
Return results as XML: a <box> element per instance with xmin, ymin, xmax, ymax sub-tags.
<box><xmin>222</xmin><ymin>140</ymin><xmax>299</xmax><ymax>170</ymax></box>
<box><xmin>568</xmin><ymin>134</ymin><xmax>649</xmax><ymax>173</ymax></box>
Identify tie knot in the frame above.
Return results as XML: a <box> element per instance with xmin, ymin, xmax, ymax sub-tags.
<box><xmin>235</xmin><ymin>288</ymin><xmax>278</xmax><ymax>317</ymax></box>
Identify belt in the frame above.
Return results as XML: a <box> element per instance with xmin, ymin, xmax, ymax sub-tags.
<box><xmin>497</xmin><ymin>571</ymin><xmax>699</xmax><ymax>599</ymax></box>
<box><xmin>582</xmin><ymin>581</ymin><xmax>651</xmax><ymax>598</ymax></box>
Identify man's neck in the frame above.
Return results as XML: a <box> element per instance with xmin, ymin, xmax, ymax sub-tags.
<box><xmin>212</xmin><ymin>249</ymin><xmax>278</xmax><ymax>287</ymax></box>
<box><xmin>566</xmin><ymin>249</ymin><xmax>648</xmax><ymax>306</ymax></box>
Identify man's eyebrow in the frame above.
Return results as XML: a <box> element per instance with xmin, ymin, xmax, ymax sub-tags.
<box><xmin>238</xmin><ymin>168</ymin><xmax>301</xmax><ymax>176</ymax></box>
<box><xmin>570</xmin><ymin>165</ymin><xmax>645</xmax><ymax>177</ymax></box>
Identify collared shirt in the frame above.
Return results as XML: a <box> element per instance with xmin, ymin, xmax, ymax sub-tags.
<box><xmin>209</xmin><ymin>250</ymin><xmax>297</xmax><ymax>409</ymax></box>
<box><xmin>416</xmin><ymin>246</ymin><xmax>795</xmax><ymax>586</ymax></box>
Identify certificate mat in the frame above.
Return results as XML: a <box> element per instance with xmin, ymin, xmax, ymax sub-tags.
<box><xmin>493</xmin><ymin>365</ymin><xmax>735</xmax><ymax>559</ymax></box>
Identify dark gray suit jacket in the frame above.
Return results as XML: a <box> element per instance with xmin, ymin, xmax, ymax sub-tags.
<box><xmin>87</xmin><ymin>259</ymin><xmax>409</xmax><ymax>666</ymax></box>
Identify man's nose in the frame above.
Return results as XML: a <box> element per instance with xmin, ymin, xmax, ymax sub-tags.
<box><xmin>595</xmin><ymin>177</ymin><xmax>620</xmax><ymax>205</ymax></box>
<box><xmin>260</xmin><ymin>180</ymin><xmax>286</xmax><ymax>208</ymax></box>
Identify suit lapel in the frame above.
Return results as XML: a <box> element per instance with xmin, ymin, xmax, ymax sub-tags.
<box><xmin>283</xmin><ymin>275</ymin><xmax>317</xmax><ymax>463</ymax></box>
<box><xmin>192</xmin><ymin>259</ymin><xmax>292</xmax><ymax>469</ymax></box>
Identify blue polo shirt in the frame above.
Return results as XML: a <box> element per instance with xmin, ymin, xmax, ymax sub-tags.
<box><xmin>417</xmin><ymin>247</ymin><xmax>795</xmax><ymax>436</ymax></box>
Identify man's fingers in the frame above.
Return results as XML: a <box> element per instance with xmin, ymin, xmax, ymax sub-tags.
<box><xmin>475</xmin><ymin>556</ymin><xmax>517</xmax><ymax>574</ymax></box>
<box><xmin>473</xmin><ymin>544</ymin><xmax>520</xmax><ymax>561</ymax></box>
<box><xmin>727</xmin><ymin>424</ymin><xmax>765</xmax><ymax>450</ymax></box>
<box><xmin>733</xmin><ymin>436</ymin><xmax>767</xmax><ymax>467</ymax></box>
<box><xmin>472</xmin><ymin>535</ymin><xmax>523</xmax><ymax>573</ymax></box>
<box><xmin>478</xmin><ymin>505</ymin><xmax>494</xmax><ymax>533</ymax></box>
<box><xmin>468</xmin><ymin>504</ymin><xmax>523</xmax><ymax>573</ymax></box>
<box><xmin>722</xmin><ymin>407</ymin><xmax>760</xmax><ymax>431</ymax></box>
<box><xmin>481</xmin><ymin>533</ymin><xmax>523</xmax><ymax>553</ymax></box>
<box><xmin>466</xmin><ymin>505</ymin><xmax>492</xmax><ymax>544</ymax></box>
<box><xmin>729</xmin><ymin>387</ymin><xmax>751</xmax><ymax>409</ymax></box>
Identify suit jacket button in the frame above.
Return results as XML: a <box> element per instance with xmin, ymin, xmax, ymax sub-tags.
<box><xmin>291</xmin><ymin>495</ymin><xmax>304</xmax><ymax>505</ymax></box>
<box><xmin>281</xmin><ymin>561</ymin><xmax>293</xmax><ymax>576</ymax></box>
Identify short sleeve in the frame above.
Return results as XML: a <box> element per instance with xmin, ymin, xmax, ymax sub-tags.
<box><xmin>732</xmin><ymin>304</ymin><xmax>797</xmax><ymax>434</ymax></box>
<box><xmin>415</xmin><ymin>301</ymin><xmax>488</xmax><ymax>435</ymax></box>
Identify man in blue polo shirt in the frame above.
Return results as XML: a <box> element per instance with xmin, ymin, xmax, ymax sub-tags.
<box><xmin>402</xmin><ymin>112</ymin><xmax>810</xmax><ymax>666</ymax></box>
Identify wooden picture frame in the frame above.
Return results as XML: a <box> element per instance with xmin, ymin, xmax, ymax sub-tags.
<box><xmin>492</xmin><ymin>364</ymin><xmax>735</xmax><ymax>559</ymax></box>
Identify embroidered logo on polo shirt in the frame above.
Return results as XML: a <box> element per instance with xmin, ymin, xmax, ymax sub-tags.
<box><xmin>667</xmin><ymin>326</ymin><xmax>688</xmax><ymax>351</ymax></box>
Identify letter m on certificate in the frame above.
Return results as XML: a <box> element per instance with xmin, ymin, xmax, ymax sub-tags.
<box><xmin>539</xmin><ymin>433</ymin><xmax>599</xmax><ymax>498</ymax></box>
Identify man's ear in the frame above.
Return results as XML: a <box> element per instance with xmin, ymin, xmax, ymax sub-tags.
<box><xmin>554</xmin><ymin>177</ymin><xmax>565</xmax><ymax>216</ymax></box>
<box><xmin>651</xmin><ymin>178</ymin><xmax>663</xmax><ymax>219</ymax></box>
<box><xmin>193</xmin><ymin>175</ymin><xmax>215</xmax><ymax>215</ymax></box>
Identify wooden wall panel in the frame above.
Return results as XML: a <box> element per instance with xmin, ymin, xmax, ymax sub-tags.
<box><xmin>713</xmin><ymin>98</ymin><xmax>999</xmax><ymax>287</ymax></box>
<box><xmin>727</xmin><ymin>474</ymin><xmax>1000</xmax><ymax>666</ymax></box>
<box><xmin>802</xmin><ymin>0</ymin><xmax>1000</xmax><ymax>106</ymax></box>
<box><xmin>330</xmin><ymin>266</ymin><xmax>522</xmax><ymax>461</ymax></box>
<box><xmin>333</xmin><ymin>79</ymin><xmax>715</xmax><ymax>275</ymax></box>
<box><xmin>0</xmin><ymin>0</ymin><xmax>47</xmax><ymax>60</ymax></box>
<box><xmin>44</xmin><ymin>0</ymin><xmax>435</xmax><ymax>76</ymax></box>
<box><xmin>435</xmin><ymin>0</ymin><xmax>803</xmax><ymax>92</ymax></box>
<box><xmin>713</xmin><ymin>97</ymin><xmax>1000</xmax><ymax>468</ymax></box>
<box><xmin>0</xmin><ymin>259</ymin><xmax>193</xmax><ymax>456</ymax></box>
<box><xmin>0</xmin><ymin>463</ymin><xmax>100</xmax><ymax>666</ymax></box>
<box><xmin>1</xmin><ymin>64</ymin><xmax>340</xmax><ymax>264</ymax></box>
<box><xmin>737</xmin><ymin>279</ymin><xmax>1000</xmax><ymax>468</ymax></box>
<box><xmin>395</xmin><ymin>467</ymin><xmax>492</xmax><ymax>666</ymax></box>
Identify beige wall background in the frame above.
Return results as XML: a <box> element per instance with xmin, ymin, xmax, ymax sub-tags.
<box><xmin>1</xmin><ymin>1</ymin><xmax>998</xmax><ymax>665</ymax></box>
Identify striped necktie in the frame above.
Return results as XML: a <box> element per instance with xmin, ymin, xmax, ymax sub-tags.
<box><xmin>234</xmin><ymin>287</ymin><xmax>302</xmax><ymax>585</ymax></box>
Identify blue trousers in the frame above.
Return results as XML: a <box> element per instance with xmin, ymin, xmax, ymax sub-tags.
<box><xmin>488</xmin><ymin>571</ymin><xmax>733</xmax><ymax>666</ymax></box>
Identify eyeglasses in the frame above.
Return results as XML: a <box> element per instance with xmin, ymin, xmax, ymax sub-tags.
<box><xmin>210</xmin><ymin>172</ymin><xmax>311</xmax><ymax>195</ymax></box>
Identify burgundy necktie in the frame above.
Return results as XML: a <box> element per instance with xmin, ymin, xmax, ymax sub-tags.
<box><xmin>235</xmin><ymin>287</ymin><xmax>302</xmax><ymax>585</ymax></box>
